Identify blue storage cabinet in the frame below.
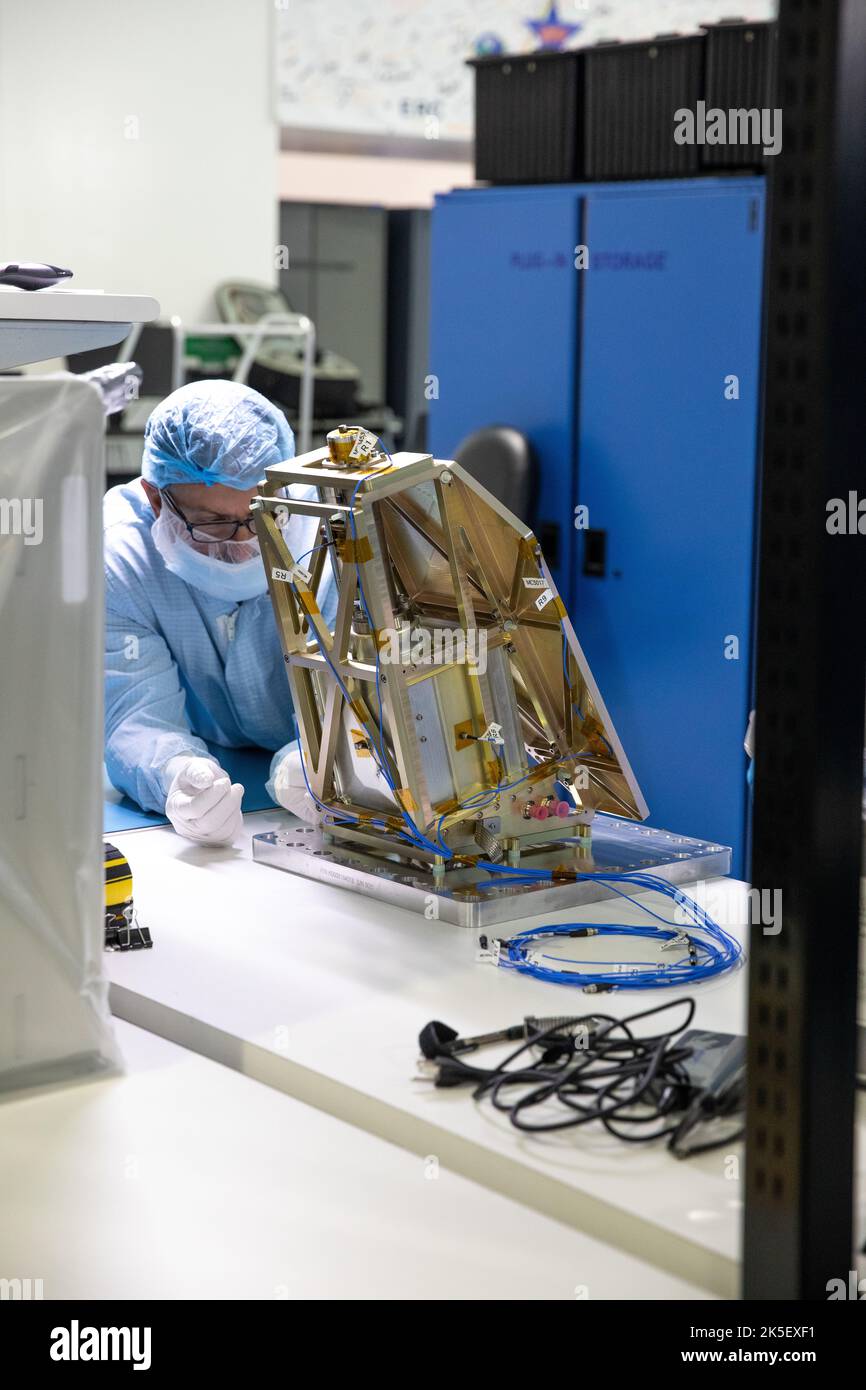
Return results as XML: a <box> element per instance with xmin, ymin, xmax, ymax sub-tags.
<box><xmin>429</xmin><ymin>178</ymin><xmax>765</xmax><ymax>877</ymax></box>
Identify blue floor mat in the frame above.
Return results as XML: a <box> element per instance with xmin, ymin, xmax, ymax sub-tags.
<box><xmin>104</xmin><ymin>745</ymin><xmax>275</xmax><ymax>833</ymax></box>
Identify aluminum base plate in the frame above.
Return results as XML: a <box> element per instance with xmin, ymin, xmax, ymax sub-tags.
<box><xmin>252</xmin><ymin>817</ymin><xmax>731</xmax><ymax>928</ymax></box>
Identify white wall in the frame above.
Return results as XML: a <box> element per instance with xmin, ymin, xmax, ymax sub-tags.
<box><xmin>277</xmin><ymin>149</ymin><xmax>475</xmax><ymax>210</ymax></box>
<box><xmin>0</xmin><ymin>0</ymin><xmax>277</xmax><ymax>322</ymax></box>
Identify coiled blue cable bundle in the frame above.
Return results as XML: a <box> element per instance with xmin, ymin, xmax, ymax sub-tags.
<box><xmin>491</xmin><ymin>872</ymin><xmax>742</xmax><ymax>991</ymax></box>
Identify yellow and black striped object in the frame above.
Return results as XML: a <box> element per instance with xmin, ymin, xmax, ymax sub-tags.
<box><xmin>104</xmin><ymin>842</ymin><xmax>133</xmax><ymax>910</ymax></box>
<box><xmin>104</xmin><ymin>842</ymin><xmax>152</xmax><ymax>951</ymax></box>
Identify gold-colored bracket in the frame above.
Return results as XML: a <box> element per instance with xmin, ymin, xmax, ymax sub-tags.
<box><xmin>454</xmin><ymin>718</ymin><xmax>476</xmax><ymax>751</ymax></box>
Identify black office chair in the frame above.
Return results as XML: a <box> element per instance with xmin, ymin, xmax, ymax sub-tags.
<box><xmin>453</xmin><ymin>426</ymin><xmax>536</xmax><ymax>521</ymax></box>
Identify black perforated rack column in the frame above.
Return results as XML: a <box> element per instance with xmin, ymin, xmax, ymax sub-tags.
<box><xmin>744</xmin><ymin>0</ymin><xmax>866</xmax><ymax>1300</ymax></box>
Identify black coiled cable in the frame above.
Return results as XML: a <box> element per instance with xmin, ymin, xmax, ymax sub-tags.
<box><xmin>420</xmin><ymin>997</ymin><xmax>741</xmax><ymax>1152</ymax></box>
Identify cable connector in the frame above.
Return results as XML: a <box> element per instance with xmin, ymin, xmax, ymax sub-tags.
<box><xmin>583</xmin><ymin>982</ymin><xmax>615</xmax><ymax>994</ymax></box>
<box><xmin>660</xmin><ymin>930</ymin><xmax>690</xmax><ymax>953</ymax></box>
<box><xmin>475</xmin><ymin>936</ymin><xmax>503</xmax><ymax>965</ymax></box>
<box><xmin>568</xmin><ymin>927</ymin><xmax>599</xmax><ymax>938</ymax></box>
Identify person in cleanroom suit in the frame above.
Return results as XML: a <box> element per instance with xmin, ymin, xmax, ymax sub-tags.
<box><xmin>104</xmin><ymin>379</ymin><xmax>332</xmax><ymax>844</ymax></box>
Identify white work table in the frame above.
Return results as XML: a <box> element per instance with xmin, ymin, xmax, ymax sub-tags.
<box><xmin>0</xmin><ymin>286</ymin><xmax>159</xmax><ymax>369</ymax></box>
<box><xmin>0</xmin><ymin>1020</ymin><xmax>712</xmax><ymax>1301</ymax></box>
<box><xmin>105</xmin><ymin>810</ymin><xmax>766</xmax><ymax>1298</ymax></box>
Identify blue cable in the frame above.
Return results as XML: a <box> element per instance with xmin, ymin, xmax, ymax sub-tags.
<box><xmin>294</xmin><ymin>737</ymin><xmax>360</xmax><ymax>826</ymax></box>
<box><xmin>490</xmin><ymin>875</ymin><xmax>742</xmax><ymax>991</ymax></box>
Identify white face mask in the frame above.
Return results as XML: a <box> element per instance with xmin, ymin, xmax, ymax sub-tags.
<box><xmin>150</xmin><ymin>505</ymin><xmax>270</xmax><ymax>601</ymax></box>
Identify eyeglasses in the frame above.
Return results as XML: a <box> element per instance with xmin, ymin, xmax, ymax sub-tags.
<box><xmin>163</xmin><ymin>489</ymin><xmax>257</xmax><ymax>543</ymax></box>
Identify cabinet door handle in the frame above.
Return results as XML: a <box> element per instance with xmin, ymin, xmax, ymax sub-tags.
<box><xmin>583</xmin><ymin>528</ymin><xmax>607</xmax><ymax>578</ymax></box>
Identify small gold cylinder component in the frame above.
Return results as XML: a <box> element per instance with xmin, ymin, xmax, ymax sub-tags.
<box><xmin>325</xmin><ymin>424</ymin><xmax>383</xmax><ymax>470</ymax></box>
<box><xmin>326</xmin><ymin>425</ymin><xmax>358</xmax><ymax>468</ymax></box>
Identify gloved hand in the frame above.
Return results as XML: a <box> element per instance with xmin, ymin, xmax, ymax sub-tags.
<box><xmin>267</xmin><ymin>742</ymin><xmax>319</xmax><ymax>823</ymax></box>
<box><xmin>164</xmin><ymin>756</ymin><xmax>244</xmax><ymax>845</ymax></box>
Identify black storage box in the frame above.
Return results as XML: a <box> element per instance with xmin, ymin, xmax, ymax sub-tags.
<box><xmin>469</xmin><ymin>50</ymin><xmax>583</xmax><ymax>184</ymax></box>
<box><xmin>701</xmin><ymin>19</ymin><xmax>778</xmax><ymax>170</ymax></box>
<box><xmin>582</xmin><ymin>33</ymin><xmax>705</xmax><ymax>180</ymax></box>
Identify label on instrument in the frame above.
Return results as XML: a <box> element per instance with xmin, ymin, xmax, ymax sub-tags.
<box><xmin>522</xmin><ymin>577</ymin><xmax>548</xmax><ymax>590</ymax></box>
<box><xmin>348</xmin><ymin>427</ymin><xmax>379</xmax><ymax>461</ymax></box>
<box><xmin>271</xmin><ymin>564</ymin><xmax>311</xmax><ymax>585</ymax></box>
<box><xmin>535</xmin><ymin>588</ymin><xmax>555</xmax><ymax>610</ymax></box>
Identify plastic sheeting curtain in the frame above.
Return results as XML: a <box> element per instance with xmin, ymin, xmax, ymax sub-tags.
<box><xmin>0</xmin><ymin>375</ymin><xmax>119</xmax><ymax>1091</ymax></box>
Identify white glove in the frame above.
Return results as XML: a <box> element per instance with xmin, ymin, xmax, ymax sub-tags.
<box><xmin>164</xmin><ymin>756</ymin><xmax>244</xmax><ymax>845</ymax></box>
<box><xmin>267</xmin><ymin>743</ymin><xmax>319</xmax><ymax>823</ymax></box>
